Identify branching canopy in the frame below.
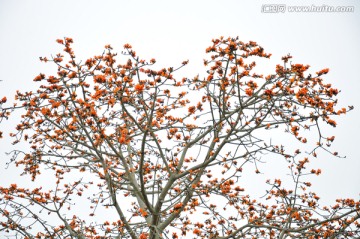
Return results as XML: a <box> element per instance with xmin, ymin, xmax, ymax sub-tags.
<box><xmin>0</xmin><ymin>37</ymin><xmax>359</xmax><ymax>239</ymax></box>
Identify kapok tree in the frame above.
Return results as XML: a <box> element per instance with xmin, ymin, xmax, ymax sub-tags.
<box><xmin>0</xmin><ymin>37</ymin><xmax>359</xmax><ymax>239</ymax></box>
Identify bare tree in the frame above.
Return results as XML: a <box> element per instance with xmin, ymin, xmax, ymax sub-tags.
<box><xmin>0</xmin><ymin>37</ymin><xmax>359</xmax><ymax>239</ymax></box>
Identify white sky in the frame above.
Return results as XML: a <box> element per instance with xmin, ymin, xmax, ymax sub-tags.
<box><xmin>0</xmin><ymin>0</ymin><xmax>359</xmax><ymax>225</ymax></box>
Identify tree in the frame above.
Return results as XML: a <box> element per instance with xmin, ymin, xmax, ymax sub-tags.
<box><xmin>0</xmin><ymin>36</ymin><xmax>359</xmax><ymax>239</ymax></box>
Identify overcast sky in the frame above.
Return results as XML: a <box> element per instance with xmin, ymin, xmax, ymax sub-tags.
<box><xmin>0</xmin><ymin>0</ymin><xmax>359</xmax><ymax>215</ymax></box>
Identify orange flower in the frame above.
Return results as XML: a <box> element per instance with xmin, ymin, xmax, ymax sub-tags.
<box><xmin>327</xmin><ymin>136</ymin><xmax>335</xmax><ymax>142</ymax></box>
<box><xmin>47</xmin><ymin>76</ymin><xmax>60</xmax><ymax>84</ymax></box>
<box><xmin>245</xmin><ymin>88</ymin><xmax>253</xmax><ymax>96</ymax></box>
<box><xmin>51</xmin><ymin>101</ymin><xmax>61</xmax><ymax>108</ymax></box>
<box><xmin>327</xmin><ymin>119</ymin><xmax>337</xmax><ymax>127</ymax></box>
<box><xmin>264</xmin><ymin>89</ymin><xmax>273</xmax><ymax>96</ymax></box>
<box><xmin>53</xmin><ymin>57</ymin><xmax>63</xmax><ymax>63</ymax></box>
<box><xmin>139</xmin><ymin>208</ymin><xmax>148</xmax><ymax>217</ymax></box>
<box><xmin>123</xmin><ymin>43</ymin><xmax>132</xmax><ymax>49</ymax></box>
<box><xmin>134</xmin><ymin>84</ymin><xmax>145</xmax><ymax>93</ymax></box>
<box><xmin>188</xmin><ymin>106</ymin><xmax>196</xmax><ymax>114</ymax></box>
<box><xmin>34</xmin><ymin>73</ymin><xmax>45</xmax><ymax>82</ymax></box>
<box><xmin>193</xmin><ymin>228</ymin><xmax>201</xmax><ymax>235</ymax></box>
<box><xmin>39</xmin><ymin>93</ymin><xmax>48</xmax><ymax>99</ymax></box>
<box><xmin>68</xmin><ymin>72</ymin><xmax>77</xmax><ymax>78</ymax></box>
<box><xmin>296</xmin><ymin>88</ymin><xmax>308</xmax><ymax>100</ymax></box>
<box><xmin>108</xmin><ymin>98</ymin><xmax>116</xmax><ymax>106</ymax></box>
<box><xmin>118</xmin><ymin>136</ymin><xmax>127</xmax><ymax>144</ymax></box>
<box><xmin>316</xmin><ymin>68</ymin><xmax>329</xmax><ymax>76</ymax></box>
<box><xmin>247</xmin><ymin>80</ymin><xmax>258</xmax><ymax>89</ymax></box>
<box><xmin>139</xmin><ymin>233</ymin><xmax>148</xmax><ymax>239</ymax></box>
<box><xmin>41</xmin><ymin>107</ymin><xmax>51</xmax><ymax>116</ymax></box>
<box><xmin>94</xmin><ymin>75</ymin><xmax>106</xmax><ymax>83</ymax></box>
<box><xmin>68</xmin><ymin>124</ymin><xmax>77</xmax><ymax>131</ymax></box>
<box><xmin>174</xmin><ymin>202</ymin><xmax>183</xmax><ymax>210</ymax></box>
<box><xmin>311</xmin><ymin>169</ymin><xmax>322</xmax><ymax>175</ymax></box>
<box><xmin>291</xmin><ymin>126</ymin><xmax>299</xmax><ymax>135</ymax></box>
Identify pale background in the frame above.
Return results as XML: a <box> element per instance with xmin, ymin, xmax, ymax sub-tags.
<box><xmin>0</xmin><ymin>0</ymin><xmax>359</xmax><ymax>230</ymax></box>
